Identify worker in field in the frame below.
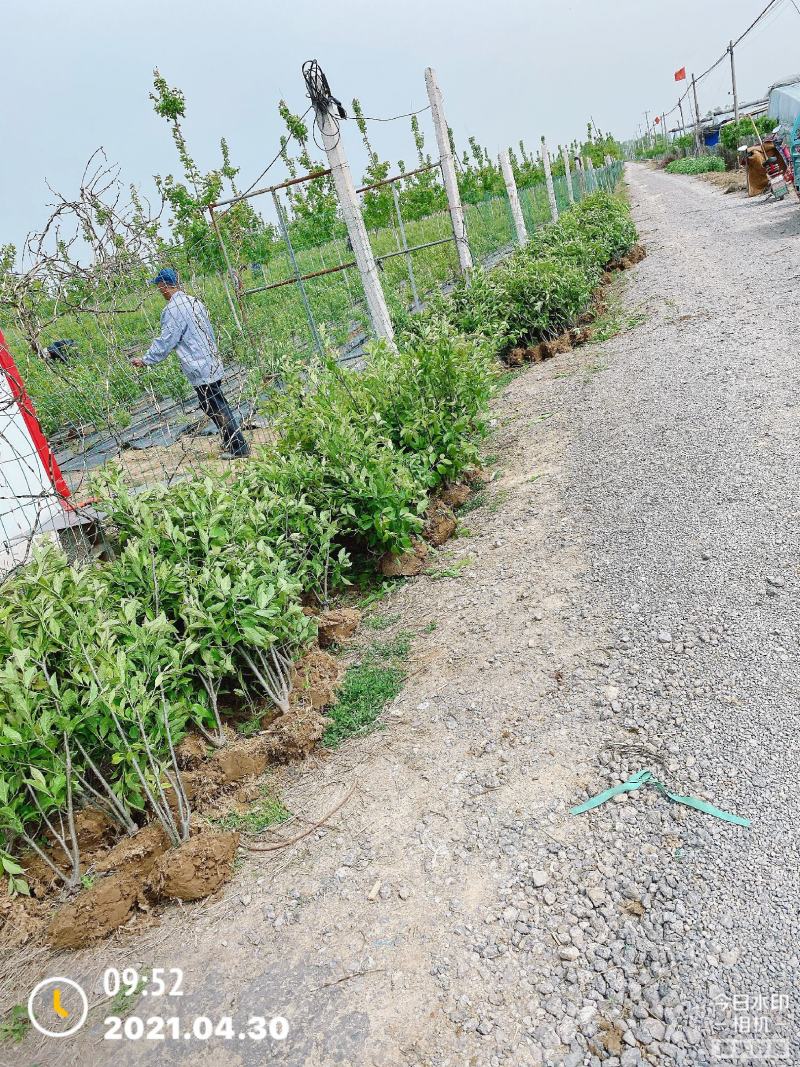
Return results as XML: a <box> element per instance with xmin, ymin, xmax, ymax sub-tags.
<box><xmin>131</xmin><ymin>268</ymin><xmax>250</xmax><ymax>459</ymax></box>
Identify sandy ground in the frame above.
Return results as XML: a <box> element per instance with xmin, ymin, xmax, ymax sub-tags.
<box><xmin>697</xmin><ymin>168</ymin><xmax>748</xmax><ymax>192</ymax></box>
<box><xmin>7</xmin><ymin>165</ymin><xmax>800</xmax><ymax>1066</ymax></box>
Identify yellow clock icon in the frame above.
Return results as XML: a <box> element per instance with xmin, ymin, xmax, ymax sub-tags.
<box><xmin>28</xmin><ymin>977</ymin><xmax>88</xmax><ymax>1038</ymax></box>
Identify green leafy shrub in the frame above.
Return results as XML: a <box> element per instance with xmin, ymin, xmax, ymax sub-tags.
<box><xmin>361</xmin><ymin>331</ymin><xmax>494</xmax><ymax>487</ymax></box>
<box><xmin>719</xmin><ymin>115</ymin><xmax>774</xmax><ymax>153</ymax></box>
<box><xmin>665</xmin><ymin>156</ymin><xmax>726</xmax><ymax>174</ymax></box>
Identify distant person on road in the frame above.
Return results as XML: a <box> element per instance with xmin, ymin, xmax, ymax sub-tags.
<box><xmin>131</xmin><ymin>268</ymin><xmax>249</xmax><ymax>459</ymax></box>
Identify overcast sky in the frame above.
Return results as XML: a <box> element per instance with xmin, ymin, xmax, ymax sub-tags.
<box><xmin>2</xmin><ymin>0</ymin><xmax>800</xmax><ymax>254</ymax></box>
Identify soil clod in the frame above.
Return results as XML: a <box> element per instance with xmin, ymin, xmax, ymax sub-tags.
<box><xmin>439</xmin><ymin>482</ymin><xmax>471</xmax><ymax>509</ymax></box>
<box><xmin>148</xmin><ymin>830</ymin><xmax>239</xmax><ymax>902</ymax></box>
<box><xmin>48</xmin><ymin>872</ymin><xmax>140</xmax><ymax>949</ymax></box>
<box><xmin>422</xmin><ymin>500</ymin><xmax>457</xmax><ymax>547</ymax></box>
<box><xmin>379</xmin><ymin>540</ymin><xmax>429</xmax><ymax>577</ymax></box>
<box><xmin>317</xmin><ymin>607</ymin><xmax>361</xmax><ymax>648</ymax></box>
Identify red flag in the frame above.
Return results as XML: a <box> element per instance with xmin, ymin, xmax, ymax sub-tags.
<box><xmin>654</xmin><ymin>116</ymin><xmax>661</xmax><ymax>124</ymax></box>
<box><xmin>674</xmin><ymin>67</ymin><xmax>686</xmax><ymax>82</ymax></box>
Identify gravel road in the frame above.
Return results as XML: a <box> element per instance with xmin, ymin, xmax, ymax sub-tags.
<box><xmin>548</xmin><ymin>163</ymin><xmax>800</xmax><ymax>1063</ymax></box>
<box><xmin>13</xmin><ymin>163</ymin><xmax>799</xmax><ymax>1067</ymax></box>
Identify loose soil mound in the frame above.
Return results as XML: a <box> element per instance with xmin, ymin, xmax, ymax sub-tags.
<box><xmin>0</xmin><ymin>894</ymin><xmax>51</xmax><ymax>947</ymax></box>
<box><xmin>211</xmin><ymin>743</ymin><xmax>269</xmax><ymax>784</ymax></box>
<box><xmin>70</xmin><ymin>809</ymin><xmax>119</xmax><ymax>851</ymax></box>
<box><xmin>22</xmin><ymin>808</ymin><xmax>123</xmax><ymax>897</ymax></box>
<box><xmin>463</xmin><ymin>466</ymin><xmax>491</xmax><ymax>486</ymax></box>
<box><xmin>608</xmin><ymin>244</ymin><xmax>647</xmax><ymax>271</ymax></box>
<box><xmin>700</xmin><ymin>169</ymin><xmax>747</xmax><ymax>193</ymax></box>
<box><xmin>503</xmin><ymin>329</ymin><xmax>577</xmax><ymax>367</ymax></box>
<box><xmin>176</xmin><ymin>732</ymin><xmax>210</xmax><ymax>768</ymax></box>
<box><xmin>263</xmin><ymin>704</ymin><xmax>327</xmax><ymax>762</ymax></box>
<box><xmin>94</xmin><ymin>824</ymin><xmax>170</xmax><ymax>881</ymax></box>
<box><xmin>147</xmin><ymin>831</ymin><xmax>239</xmax><ymax>902</ymax></box>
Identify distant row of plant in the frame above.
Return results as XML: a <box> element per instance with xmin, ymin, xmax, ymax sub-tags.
<box><xmin>150</xmin><ymin>74</ymin><xmax>623</xmax><ymax>271</ymax></box>
<box><xmin>635</xmin><ymin>134</ymin><xmax>694</xmax><ymax>160</ymax></box>
<box><xmin>635</xmin><ymin>115</ymin><xmax>775</xmax><ymax>163</ymax></box>
<box><xmin>0</xmin><ymin>190</ymin><xmax>637</xmax><ymax>892</ymax></box>
<box><xmin>402</xmin><ymin>192</ymin><xmax>637</xmax><ymax>361</ymax></box>
<box><xmin>665</xmin><ymin>156</ymin><xmax>726</xmax><ymax>175</ymax></box>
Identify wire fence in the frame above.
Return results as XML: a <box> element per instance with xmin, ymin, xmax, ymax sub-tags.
<box><xmin>0</xmin><ymin>65</ymin><xmax>622</xmax><ymax>578</ymax></box>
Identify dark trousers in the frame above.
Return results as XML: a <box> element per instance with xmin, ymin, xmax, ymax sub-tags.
<box><xmin>195</xmin><ymin>380</ymin><xmax>249</xmax><ymax>457</ymax></box>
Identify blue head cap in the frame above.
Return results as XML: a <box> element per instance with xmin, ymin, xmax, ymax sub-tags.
<box><xmin>149</xmin><ymin>268</ymin><xmax>179</xmax><ymax>287</ymax></box>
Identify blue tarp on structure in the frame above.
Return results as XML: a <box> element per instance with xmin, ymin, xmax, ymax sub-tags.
<box><xmin>768</xmin><ymin>80</ymin><xmax>800</xmax><ymax>126</ymax></box>
<box><xmin>704</xmin><ymin>129</ymin><xmax>720</xmax><ymax>148</ymax></box>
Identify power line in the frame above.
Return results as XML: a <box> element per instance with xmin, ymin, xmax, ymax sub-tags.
<box><xmin>650</xmin><ymin>0</ymin><xmax>789</xmax><ymax>133</ymax></box>
<box><xmin>360</xmin><ymin>104</ymin><xmax>431</xmax><ymax>122</ymax></box>
<box><xmin>733</xmin><ymin>0</ymin><xmax>785</xmax><ymax>46</ymax></box>
<box><xmin>236</xmin><ymin>106</ymin><xmax>313</xmax><ymax>200</ymax></box>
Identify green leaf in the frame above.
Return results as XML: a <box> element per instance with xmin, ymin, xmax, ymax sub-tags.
<box><xmin>28</xmin><ymin>767</ymin><xmax>47</xmax><ymax>791</ymax></box>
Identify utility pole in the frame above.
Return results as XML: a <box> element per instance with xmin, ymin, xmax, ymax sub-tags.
<box><xmin>691</xmin><ymin>73</ymin><xmax>703</xmax><ymax>155</ymax></box>
<box><xmin>644</xmin><ymin>109</ymin><xmax>651</xmax><ymax>146</ymax></box>
<box><xmin>678</xmin><ymin>98</ymin><xmax>687</xmax><ymax>138</ymax></box>
<box><xmin>425</xmin><ymin>67</ymin><xmax>473</xmax><ymax>276</ymax></box>
<box><xmin>729</xmin><ymin>41</ymin><xmax>739</xmax><ymax>124</ymax></box>
<box><xmin>661</xmin><ymin>113</ymin><xmax>667</xmax><ymax>147</ymax></box>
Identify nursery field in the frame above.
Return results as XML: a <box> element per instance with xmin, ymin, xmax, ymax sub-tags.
<box><xmin>7</xmin><ymin>169</ymin><xmax>608</xmax><ymax>438</ymax></box>
<box><xmin>0</xmin><ymin>190</ymin><xmax>638</xmax><ymax>947</ymax></box>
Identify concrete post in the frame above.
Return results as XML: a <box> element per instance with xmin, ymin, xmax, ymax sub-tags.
<box><xmin>541</xmin><ymin>137</ymin><xmax>558</xmax><ymax>222</ymax></box>
<box><xmin>310</xmin><ymin>77</ymin><xmax>395</xmax><ymax>346</ymax></box>
<box><xmin>425</xmin><ymin>67</ymin><xmax>473</xmax><ymax>276</ymax></box>
<box><xmin>499</xmin><ymin>149</ymin><xmax>527</xmax><ymax>246</ymax></box>
<box><xmin>562</xmin><ymin>146</ymin><xmax>575</xmax><ymax>205</ymax></box>
<box><xmin>729</xmin><ymin>42</ymin><xmax>739</xmax><ymax>124</ymax></box>
<box><xmin>576</xmin><ymin>156</ymin><xmax>587</xmax><ymax>199</ymax></box>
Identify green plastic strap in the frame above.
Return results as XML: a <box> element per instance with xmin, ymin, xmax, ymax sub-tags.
<box><xmin>570</xmin><ymin>770</ymin><xmax>652</xmax><ymax>814</ymax></box>
<box><xmin>662</xmin><ymin>789</ymin><xmax>751</xmax><ymax>827</ymax></box>
<box><xmin>570</xmin><ymin>769</ymin><xmax>750</xmax><ymax>827</ymax></box>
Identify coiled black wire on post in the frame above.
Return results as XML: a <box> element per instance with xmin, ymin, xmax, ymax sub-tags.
<box><xmin>302</xmin><ymin>60</ymin><xmax>347</xmax><ymax>149</ymax></box>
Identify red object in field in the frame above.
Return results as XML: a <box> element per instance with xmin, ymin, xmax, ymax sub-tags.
<box><xmin>674</xmin><ymin>67</ymin><xmax>686</xmax><ymax>82</ymax></box>
<box><xmin>0</xmin><ymin>327</ymin><xmax>72</xmax><ymax>504</ymax></box>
